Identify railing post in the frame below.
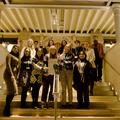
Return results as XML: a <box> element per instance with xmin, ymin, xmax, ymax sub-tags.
<box><xmin>53</xmin><ymin>64</ymin><xmax>60</xmax><ymax>120</ymax></box>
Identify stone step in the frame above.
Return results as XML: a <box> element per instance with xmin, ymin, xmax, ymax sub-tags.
<box><xmin>92</xmin><ymin>91</ymin><xmax>114</xmax><ymax>96</ymax></box>
<box><xmin>1</xmin><ymin>101</ymin><xmax>120</xmax><ymax>117</ymax></box>
<box><xmin>89</xmin><ymin>96</ymin><xmax>118</xmax><ymax>102</ymax></box>
<box><xmin>93</xmin><ymin>85</ymin><xmax>111</xmax><ymax>90</ymax></box>
<box><xmin>1</xmin><ymin>108</ymin><xmax>117</xmax><ymax>117</ymax></box>
<box><xmin>0</xmin><ymin>95</ymin><xmax>118</xmax><ymax>105</ymax></box>
<box><xmin>0</xmin><ymin>82</ymin><xmax>119</xmax><ymax>119</ymax></box>
<box><xmin>1</xmin><ymin>116</ymin><xmax>120</xmax><ymax>120</ymax></box>
<box><xmin>0</xmin><ymin>101</ymin><xmax>120</xmax><ymax>109</ymax></box>
<box><xmin>1</xmin><ymin>101</ymin><xmax>120</xmax><ymax>115</ymax></box>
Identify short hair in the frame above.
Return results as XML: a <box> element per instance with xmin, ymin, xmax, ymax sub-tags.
<box><xmin>74</xmin><ymin>40</ymin><xmax>80</xmax><ymax>44</ymax></box>
<box><xmin>34</xmin><ymin>41</ymin><xmax>38</xmax><ymax>43</ymax></box>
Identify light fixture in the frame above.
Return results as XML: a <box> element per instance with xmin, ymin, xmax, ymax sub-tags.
<box><xmin>51</xmin><ymin>9</ymin><xmax>59</xmax><ymax>26</ymax></box>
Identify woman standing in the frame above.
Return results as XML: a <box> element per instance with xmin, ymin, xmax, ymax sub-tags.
<box><xmin>41</xmin><ymin>45</ymin><xmax>58</xmax><ymax>108</ymax></box>
<box><xmin>58</xmin><ymin>40</ymin><xmax>67</xmax><ymax>55</ymax></box>
<box><xmin>84</xmin><ymin>41</ymin><xmax>97</xmax><ymax>95</ymax></box>
<box><xmin>30</xmin><ymin>48</ymin><xmax>44</xmax><ymax>108</ymax></box>
<box><xmin>73</xmin><ymin>50</ymin><xmax>92</xmax><ymax>109</ymax></box>
<box><xmin>19</xmin><ymin>48</ymin><xmax>32</xmax><ymax>108</ymax></box>
<box><xmin>59</xmin><ymin>44</ymin><xmax>74</xmax><ymax>108</ymax></box>
<box><xmin>20</xmin><ymin>38</ymin><xmax>36</xmax><ymax>59</ymax></box>
<box><xmin>3</xmin><ymin>45</ymin><xmax>20</xmax><ymax>116</ymax></box>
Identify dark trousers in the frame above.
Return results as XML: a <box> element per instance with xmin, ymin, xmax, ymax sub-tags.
<box><xmin>41</xmin><ymin>75</ymin><xmax>54</xmax><ymax>102</ymax></box>
<box><xmin>90</xmin><ymin>68</ymin><xmax>97</xmax><ymax>94</ymax></box>
<box><xmin>3</xmin><ymin>95</ymin><xmax>14</xmax><ymax>116</ymax></box>
<box><xmin>95</xmin><ymin>58</ymin><xmax>103</xmax><ymax>80</ymax></box>
<box><xmin>31</xmin><ymin>82</ymin><xmax>41</xmax><ymax>107</ymax></box>
<box><xmin>21</xmin><ymin>86</ymin><xmax>30</xmax><ymax>107</ymax></box>
<box><xmin>77</xmin><ymin>83</ymin><xmax>89</xmax><ymax>107</ymax></box>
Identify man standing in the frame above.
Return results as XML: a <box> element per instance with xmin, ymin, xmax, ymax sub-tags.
<box><xmin>92</xmin><ymin>39</ymin><xmax>104</xmax><ymax>81</ymax></box>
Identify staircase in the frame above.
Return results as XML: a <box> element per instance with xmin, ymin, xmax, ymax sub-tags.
<box><xmin>0</xmin><ymin>81</ymin><xmax>120</xmax><ymax>120</ymax></box>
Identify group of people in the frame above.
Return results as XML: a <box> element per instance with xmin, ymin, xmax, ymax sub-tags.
<box><xmin>3</xmin><ymin>37</ymin><xmax>104</xmax><ymax>116</ymax></box>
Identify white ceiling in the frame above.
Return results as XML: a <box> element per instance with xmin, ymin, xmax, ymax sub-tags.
<box><xmin>0</xmin><ymin>0</ymin><xmax>120</xmax><ymax>37</ymax></box>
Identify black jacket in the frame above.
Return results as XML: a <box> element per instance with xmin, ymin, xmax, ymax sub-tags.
<box><xmin>73</xmin><ymin>59</ymin><xmax>92</xmax><ymax>89</ymax></box>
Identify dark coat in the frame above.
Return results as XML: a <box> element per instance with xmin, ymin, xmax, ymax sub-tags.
<box><xmin>73</xmin><ymin>60</ymin><xmax>92</xmax><ymax>90</ymax></box>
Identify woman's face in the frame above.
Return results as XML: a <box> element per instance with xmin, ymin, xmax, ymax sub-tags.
<box><xmin>62</xmin><ymin>40</ymin><xmax>67</xmax><ymax>46</ymax></box>
<box><xmin>84</xmin><ymin>42</ymin><xmax>89</xmax><ymax>49</ymax></box>
<box><xmin>50</xmin><ymin>48</ymin><xmax>56</xmax><ymax>55</ymax></box>
<box><xmin>37</xmin><ymin>50</ymin><xmax>43</xmax><ymax>57</ymax></box>
<box><xmin>27</xmin><ymin>39</ymin><xmax>33</xmax><ymax>47</ymax></box>
<box><xmin>79</xmin><ymin>51</ymin><xmax>86</xmax><ymax>60</ymax></box>
<box><xmin>12</xmin><ymin>46</ymin><xmax>19</xmax><ymax>54</ymax></box>
<box><xmin>24</xmin><ymin>49</ymin><xmax>30</xmax><ymax>56</ymax></box>
<box><xmin>64</xmin><ymin>45</ymin><xmax>70</xmax><ymax>53</ymax></box>
<box><xmin>49</xmin><ymin>40</ymin><xmax>54</xmax><ymax>46</ymax></box>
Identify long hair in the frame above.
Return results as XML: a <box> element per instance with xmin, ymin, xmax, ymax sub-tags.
<box><xmin>48</xmin><ymin>39</ymin><xmax>54</xmax><ymax>47</ymax></box>
<box><xmin>78</xmin><ymin>50</ymin><xmax>87</xmax><ymax>61</ymax></box>
<box><xmin>10</xmin><ymin>45</ymin><xmax>19</xmax><ymax>58</ymax></box>
<box><xmin>49</xmin><ymin>45</ymin><xmax>57</xmax><ymax>58</ymax></box>
<box><xmin>61</xmin><ymin>40</ymin><xmax>67</xmax><ymax>47</ymax></box>
<box><xmin>21</xmin><ymin>48</ymin><xmax>31</xmax><ymax>61</ymax></box>
<box><xmin>35</xmin><ymin>48</ymin><xmax>44</xmax><ymax>61</ymax></box>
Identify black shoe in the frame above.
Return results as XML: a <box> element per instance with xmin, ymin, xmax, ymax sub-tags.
<box><xmin>99</xmin><ymin>80</ymin><xmax>102</xmax><ymax>82</ymax></box>
<box><xmin>61</xmin><ymin>104</ymin><xmax>67</xmax><ymax>109</ymax></box>
<box><xmin>90</xmin><ymin>91</ymin><xmax>93</xmax><ymax>96</ymax></box>
<box><xmin>66</xmin><ymin>103</ymin><xmax>72</xmax><ymax>109</ymax></box>
<box><xmin>83</xmin><ymin>103</ymin><xmax>89</xmax><ymax>109</ymax></box>
<box><xmin>20</xmin><ymin>103</ymin><xmax>27</xmax><ymax>108</ymax></box>
<box><xmin>47</xmin><ymin>101</ymin><xmax>54</xmax><ymax>108</ymax></box>
<box><xmin>3</xmin><ymin>109</ymin><xmax>11</xmax><ymax>117</ymax></box>
<box><xmin>3</xmin><ymin>106</ymin><xmax>11</xmax><ymax>117</ymax></box>
<box><xmin>32</xmin><ymin>102</ymin><xmax>40</xmax><ymax>109</ymax></box>
<box><xmin>77</xmin><ymin>103</ymin><xmax>84</xmax><ymax>109</ymax></box>
<box><xmin>84</xmin><ymin>105</ymin><xmax>89</xmax><ymax>109</ymax></box>
<box><xmin>32</xmin><ymin>104</ymin><xmax>38</xmax><ymax>109</ymax></box>
<box><xmin>3</xmin><ymin>112</ymin><xmax>11</xmax><ymax>117</ymax></box>
<box><xmin>41</xmin><ymin>102</ymin><xmax>48</xmax><ymax>109</ymax></box>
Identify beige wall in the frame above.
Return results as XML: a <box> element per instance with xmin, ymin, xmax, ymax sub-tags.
<box><xmin>104</xmin><ymin>41</ymin><xmax>120</xmax><ymax>100</ymax></box>
<box><xmin>0</xmin><ymin>45</ymin><xmax>8</xmax><ymax>90</ymax></box>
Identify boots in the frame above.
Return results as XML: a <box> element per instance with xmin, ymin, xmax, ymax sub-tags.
<box><xmin>3</xmin><ymin>105</ymin><xmax>11</xmax><ymax>116</ymax></box>
<box><xmin>3</xmin><ymin>95</ymin><xmax>14</xmax><ymax>116</ymax></box>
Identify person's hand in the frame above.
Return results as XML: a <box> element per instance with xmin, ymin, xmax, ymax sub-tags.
<box><xmin>11</xmin><ymin>75</ymin><xmax>15</xmax><ymax>82</ymax></box>
<box><xmin>44</xmin><ymin>67</ymin><xmax>48</xmax><ymax>70</ymax></box>
<box><xmin>11</xmin><ymin>75</ymin><xmax>15</xmax><ymax>79</ymax></box>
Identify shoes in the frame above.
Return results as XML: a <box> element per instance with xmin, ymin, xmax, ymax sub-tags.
<box><xmin>77</xmin><ymin>102</ymin><xmax>89</xmax><ymax>109</ymax></box>
<box><xmin>32</xmin><ymin>105</ymin><xmax>39</xmax><ymax>109</ymax></box>
<box><xmin>41</xmin><ymin>102</ymin><xmax>48</xmax><ymax>109</ymax></box>
<box><xmin>84</xmin><ymin>105</ymin><xmax>89</xmax><ymax>109</ymax></box>
<box><xmin>20</xmin><ymin>103</ymin><xmax>28</xmax><ymax>108</ymax></box>
<box><xmin>90</xmin><ymin>91</ymin><xmax>93</xmax><ymax>96</ymax></box>
<box><xmin>99</xmin><ymin>79</ymin><xmax>102</xmax><ymax>82</ymax></box>
<box><xmin>3</xmin><ymin>112</ymin><xmax>12</xmax><ymax>117</ymax></box>
<box><xmin>84</xmin><ymin>103</ymin><xmax>89</xmax><ymax>109</ymax></box>
<box><xmin>97</xmin><ymin>77</ymin><xmax>102</xmax><ymax>82</ymax></box>
<box><xmin>32</xmin><ymin>102</ymin><xmax>40</xmax><ymax>109</ymax></box>
<box><xmin>3</xmin><ymin>106</ymin><xmax>12</xmax><ymax>117</ymax></box>
<box><xmin>61</xmin><ymin>104</ymin><xmax>67</xmax><ymax>109</ymax></box>
<box><xmin>47</xmin><ymin>101</ymin><xmax>54</xmax><ymax>108</ymax></box>
<box><xmin>67</xmin><ymin>103</ymin><xmax>72</xmax><ymax>109</ymax></box>
<box><xmin>77</xmin><ymin>102</ymin><xmax>85</xmax><ymax>109</ymax></box>
<box><xmin>3</xmin><ymin>109</ymin><xmax>11</xmax><ymax>117</ymax></box>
